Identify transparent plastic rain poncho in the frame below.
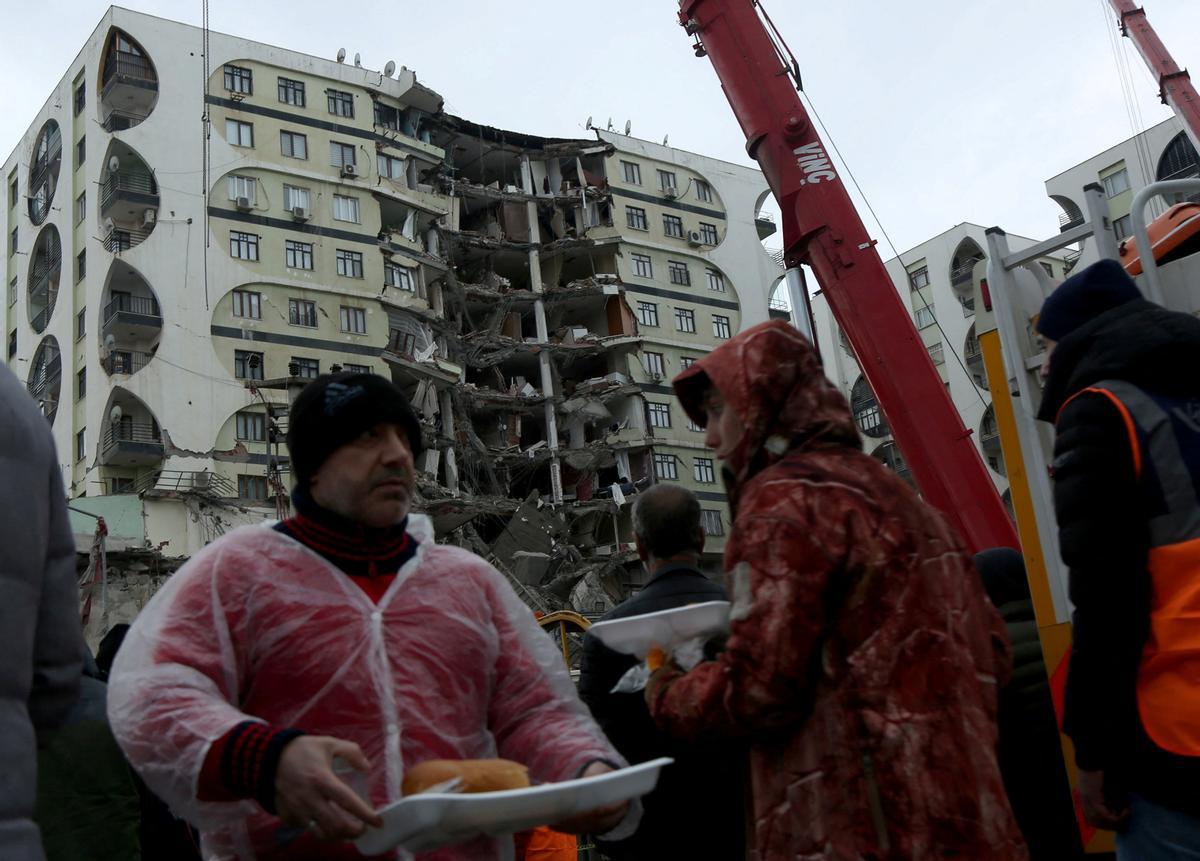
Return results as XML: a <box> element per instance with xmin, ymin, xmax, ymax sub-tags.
<box><xmin>107</xmin><ymin>514</ymin><xmax>636</xmax><ymax>860</ymax></box>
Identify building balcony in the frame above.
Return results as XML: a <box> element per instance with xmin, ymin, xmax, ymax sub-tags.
<box><xmin>102</xmin><ymin>109</ymin><xmax>151</xmax><ymax>133</ymax></box>
<box><xmin>105</xmin><ymin>350</ymin><xmax>152</xmax><ymax>376</ymax></box>
<box><xmin>950</xmin><ymin>258</ymin><xmax>983</xmax><ymax>286</ymax></box>
<box><xmin>100</xmin><ymin>171</ymin><xmax>159</xmax><ymax>220</ymax></box>
<box><xmin>27</xmin><ymin>354</ymin><xmax>62</xmax><ymax>403</ymax></box>
<box><xmin>100</xmin><ymin>420</ymin><xmax>163</xmax><ymax>467</ymax></box>
<box><xmin>755</xmin><ymin>212</ymin><xmax>777</xmax><ymax>240</ymax></box>
<box><xmin>1059</xmin><ymin>210</ymin><xmax>1085</xmax><ymax>232</ymax></box>
<box><xmin>136</xmin><ymin>469</ymin><xmax>236</xmax><ymax>497</ymax></box>
<box><xmin>101</xmin><ymin>52</ymin><xmax>158</xmax><ymax>120</ymax></box>
<box><xmin>102</xmin><ymin>294</ymin><xmax>161</xmax><ymax>341</ymax></box>
<box><xmin>105</xmin><ymin>225</ymin><xmax>152</xmax><ymax>254</ymax></box>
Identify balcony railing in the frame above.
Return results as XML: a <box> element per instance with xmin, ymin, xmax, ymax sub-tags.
<box><xmin>28</xmin><ymin>256</ymin><xmax>61</xmax><ymax>301</ymax></box>
<box><xmin>27</xmin><ymin>354</ymin><xmax>62</xmax><ymax>401</ymax></box>
<box><xmin>102</xmin><ymin>420</ymin><xmax>162</xmax><ymax>452</ymax></box>
<box><xmin>103</xmin><ymin>52</ymin><xmax>155</xmax><ymax>86</ymax></box>
<box><xmin>1059</xmin><ymin>210</ymin><xmax>1085</xmax><ymax>231</ymax></box>
<box><xmin>102</xmin><ymin>110</ymin><xmax>150</xmax><ymax>132</ymax></box>
<box><xmin>106</xmin><ymin>350</ymin><xmax>151</xmax><ymax>375</ymax></box>
<box><xmin>134</xmin><ymin>469</ymin><xmax>235</xmax><ymax>497</ymax></box>
<box><xmin>101</xmin><ymin>171</ymin><xmax>158</xmax><ymax>212</ymax></box>
<box><xmin>960</xmin><ymin>294</ymin><xmax>976</xmax><ymax>317</ymax></box>
<box><xmin>950</xmin><ymin>258</ymin><xmax>983</xmax><ymax>285</ymax></box>
<box><xmin>104</xmin><ymin>294</ymin><xmax>160</xmax><ymax>325</ymax></box>
<box><xmin>105</xmin><ymin>225</ymin><xmax>151</xmax><ymax>253</ymax></box>
<box><xmin>965</xmin><ymin>340</ymin><xmax>983</xmax><ymax>362</ymax></box>
<box><xmin>29</xmin><ymin>140</ymin><xmax>62</xmax><ymax>188</ymax></box>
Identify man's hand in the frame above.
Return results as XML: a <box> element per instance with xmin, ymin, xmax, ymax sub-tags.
<box><xmin>1077</xmin><ymin>768</ymin><xmax>1129</xmax><ymax>830</ymax></box>
<box><xmin>550</xmin><ymin>762</ymin><xmax>629</xmax><ymax>835</ymax></box>
<box><xmin>274</xmin><ymin>736</ymin><xmax>383</xmax><ymax>841</ymax></box>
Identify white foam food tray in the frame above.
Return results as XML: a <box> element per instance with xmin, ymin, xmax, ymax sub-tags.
<box><xmin>586</xmin><ymin>601</ymin><xmax>731</xmax><ymax>658</ymax></box>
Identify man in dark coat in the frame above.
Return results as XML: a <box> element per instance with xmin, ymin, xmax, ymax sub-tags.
<box><xmin>578</xmin><ymin>483</ymin><xmax>745</xmax><ymax>860</ymax></box>
<box><xmin>1037</xmin><ymin>258</ymin><xmax>1200</xmax><ymax>857</ymax></box>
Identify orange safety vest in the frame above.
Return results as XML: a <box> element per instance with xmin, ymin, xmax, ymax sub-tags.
<box><xmin>1060</xmin><ymin>380</ymin><xmax>1200</xmax><ymax>756</ymax></box>
<box><xmin>513</xmin><ymin>826</ymin><xmax>577</xmax><ymax>860</ymax></box>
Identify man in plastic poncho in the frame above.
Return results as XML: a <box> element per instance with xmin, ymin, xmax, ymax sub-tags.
<box><xmin>107</xmin><ymin>373</ymin><xmax>638</xmax><ymax>861</ymax></box>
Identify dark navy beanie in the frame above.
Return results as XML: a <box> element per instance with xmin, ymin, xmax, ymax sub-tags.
<box><xmin>1036</xmin><ymin>258</ymin><xmax>1142</xmax><ymax>341</ymax></box>
<box><xmin>286</xmin><ymin>372</ymin><xmax>423</xmax><ymax>486</ymax></box>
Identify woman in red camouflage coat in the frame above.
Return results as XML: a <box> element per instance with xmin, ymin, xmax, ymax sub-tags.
<box><xmin>646</xmin><ymin>319</ymin><xmax>1027</xmax><ymax>860</ymax></box>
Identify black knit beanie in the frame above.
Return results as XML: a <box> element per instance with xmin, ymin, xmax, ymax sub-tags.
<box><xmin>1036</xmin><ymin>258</ymin><xmax>1142</xmax><ymax>341</ymax></box>
<box><xmin>286</xmin><ymin>373</ymin><xmax>423</xmax><ymax>486</ymax></box>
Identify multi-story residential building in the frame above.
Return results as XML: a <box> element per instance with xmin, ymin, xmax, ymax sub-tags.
<box><xmin>3</xmin><ymin>7</ymin><xmax>776</xmax><ymax>636</ymax></box>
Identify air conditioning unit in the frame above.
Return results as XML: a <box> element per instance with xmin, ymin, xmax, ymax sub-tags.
<box><xmin>341</xmin><ymin>163</ymin><xmax>359</xmax><ymax>178</ymax></box>
<box><xmin>648</xmin><ymin>372</ymin><xmax>663</xmax><ymax>382</ymax></box>
<box><xmin>291</xmin><ymin>206</ymin><xmax>310</xmax><ymax>222</ymax></box>
<box><xmin>686</xmin><ymin>230</ymin><xmax>704</xmax><ymax>246</ymax></box>
<box><xmin>235</xmin><ymin>196</ymin><xmax>252</xmax><ymax>212</ymax></box>
<box><xmin>141</xmin><ymin>208</ymin><xmax>156</xmax><ymax>226</ymax></box>
<box><xmin>662</xmin><ymin>186</ymin><xmax>679</xmax><ymax>199</ymax></box>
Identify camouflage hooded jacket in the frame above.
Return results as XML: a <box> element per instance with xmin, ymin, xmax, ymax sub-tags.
<box><xmin>646</xmin><ymin>320</ymin><xmax>1026</xmax><ymax>860</ymax></box>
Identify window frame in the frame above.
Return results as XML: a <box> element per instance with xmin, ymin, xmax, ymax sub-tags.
<box><xmin>76</xmin><ymin>428</ymin><xmax>86</xmax><ymax>462</ymax></box>
<box><xmin>705</xmin><ymin>268</ymin><xmax>725</xmax><ymax>292</ymax></box>
<box><xmin>223</xmin><ymin>64</ymin><xmax>253</xmax><ymax>95</ymax></box>
<box><xmin>225</xmin><ymin>119</ymin><xmax>254</xmax><ymax>148</ymax></box>
<box><xmin>643</xmin><ymin>351</ymin><xmax>665</xmax><ymax>377</ymax></box>
<box><xmin>238</xmin><ymin>474</ymin><xmax>269</xmax><ymax>501</ymax></box>
<box><xmin>636</xmin><ymin>300</ymin><xmax>659</xmax><ymax>328</ymax></box>
<box><xmin>326</xmin><ymin>89</ymin><xmax>354</xmax><ymax>118</ymax></box>
<box><xmin>674</xmin><ymin>307</ymin><xmax>696</xmax><ymax>334</ymax></box>
<box><xmin>285</xmin><ymin>239</ymin><xmax>314</xmax><ymax>270</ymax></box>
<box><xmin>75</xmin><ymin>191</ymin><xmax>86</xmax><ymax>225</ymax></box>
<box><xmin>626</xmin><ymin>206</ymin><xmax>648</xmax><ymax>231</ymax></box>
<box><xmin>292</xmin><ymin>356</ymin><xmax>320</xmax><ymax>379</ymax></box>
<box><xmin>699</xmin><ymin>222</ymin><xmax>718</xmax><ymax>245</ymax></box>
<box><xmin>631</xmin><ymin>252</ymin><xmax>653</xmax><ymax>278</ymax></box>
<box><xmin>340</xmin><ymin>305</ymin><xmax>368</xmax><ymax>335</ymax></box>
<box><xmin>657</xmin><ymin>169</ymin><xmax>677</xmax><ymax>191</ymax></box>
<box><xmin>914</xmin><ymin>303</ymin><xmax>937</xmax><ymax>329</ymax></box>
<box><xmin>701</xmin><ymin>509</ymin><xmax>725</xmax><ymax>536</ymax></box>
<box><xmin>282</xmin><ymin>184</ymin><xmax>310</xmax><ymax>211</ymax></box>
<box><xmin>231</xmin><ymin>289</ymin><xmax>261</xmax><ymax>320</ymax></box>
<box><xmin>694</xmin><ymin>180</ymin><xmax>713</xmax><ymax>202</ymax></box>
<box><xmin>336</xmin><ymin>249</ymin><xmax>364</xmax><ymax>279</ymax></box>
<box><xmin>332</xmin><ymin>194</ymin><xmax>361</xmax><ymax>223</ymax></box>
<box><xmin>621</xmin><ymin>160</ymin><xmax>642</xmax><ymax>185</ymax></box>
<box><xmin>908</xmin><ymin>266</ymin><xmax>930</xmax><ymax>291</ymax></box>
<box><xmin>384</xmin><ymin>260</ymin><xmax>414</xmax><ymax>291</ymax></box>
<box><xmin>653</xmin><ymin>452</ymin><xmax>678</xmax><ymax>480</ymax></box>
<box><xmin>280</xmin><ymin>130</ymin><xmax>308</xmax><ymax>160</ymax></box>
<box><xmin>229</xmin><ymin>230</ymin><xmax>259</xmax><ymax>261</ymax></box>
<box><xmin>647</xmin><ymin>402</ymin><xmax>672</xmax><ymax>428</ymax></box>
<box><xmin>288</xmin><ymin>298</ymin><xmax>318</xmax><ymax>328</ymax></box>
<box><xmin>1102</xmin><ymin>167</ymin><xmax>1131</xmax><ymax>198</ymax></box>
<box><xmin>667</xmin><ymin>260</ymin><xmax>690</xmax><ymax>286</ymax></box>
<box><xmin>694</xmin><ymin>457</ymin><xmax>716</xmax><ymax>484</ymax></box>
<box><xmin>227</xmin><ymin>174</ymin><xmax>257</xmax><ymax>205</ymax></box>
<box><xmin>277</xmin><ymin>76</ymin><xmax>306</xmax><ymax>107</ymax></box>
<box><xmin>330</xmin><ymin>141</ymin><xmax>357</xmax><ymax>169</ymax></box>
<box><xmin>712</xmin><ymin>314</ymin><xmax>732</xmax><ymax>339</ymax></box>
<box><xmin>234</xmin><ymin>349</ymin><xmax>264</xmax><ymax>380</ymax></box>
<box><xmin>235</xmin><ymin>411</ymin><xmax>267</xmax><ymax>442</ymax></box>
<box><xmin>662</xmin><ymin>214</ymin><xmax>684</xmax><ymax>238</ymax></box>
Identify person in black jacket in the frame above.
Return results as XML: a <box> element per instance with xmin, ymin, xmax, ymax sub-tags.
<box><xmin>1037</xmin><ymin>258</ymin><xmax>1200</xmax><ymax>857</ymax></box>
<box><xmin>578</xmin><ymin>484</ymin><xmax>745</xmax><ymax>860</ymax></box>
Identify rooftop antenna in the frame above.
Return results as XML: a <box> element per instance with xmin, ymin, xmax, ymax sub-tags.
<box><xmin>585</xmin><ymin>116</ymin><xmax>593</xmax><ymax>130</ymax></box>
<box><xmin>662</xmin><ymin>134</ymin><xmax>669</xmax><ymax>147</ymax></box>
<box><xmin>353</xmin><ymin>52</ymin><xmax>362</xmax><ymax>68</ymax></box>
<box><xmin>624</xmin><ymin>120</ymin><xmax>631</xmax><ymax>135</ymax></box>
<box><xmin>336</xmin><ymin>47</ymin><xmax>346</xmax><ymax>63</ymax></box>
<box><xmin>384</xmin><ymin>60</ymin><xmax>396</xmax><ymax>77</ymax></box>
<box><xmin>606</xmin><ymin>117</ymin><xmax>613</xmax><ymax>131</ymax></box>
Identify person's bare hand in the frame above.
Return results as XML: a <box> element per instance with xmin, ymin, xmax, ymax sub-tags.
<box><xmin>1077</xmin><ymin>769</ymin><xmax>1129</xmax><ymax>830</ymax></box>
<box><xmin>550</xmin><ymin>762</ymin><xmax>629</xmax><ymax>835</ymax></box>
<box><xmin>274</xmin><ymin>736</ymin><xmax>382</xmax><ymax>841</ymax></box>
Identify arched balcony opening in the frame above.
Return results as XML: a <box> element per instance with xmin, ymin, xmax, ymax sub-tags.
<box><xmin>980</xmin><ymin>404</ymin><xmax>1005</xmax><ymax>477</ymax></box>
<box><xmin>851</xmin><ymin>375</ymin><xmax>888</xmax><ymax>438</ymax></box>
<box><xmin>99</xmin><ymin>28</ymin><xmax>158</xmax><ymax>131</ymax></box>
<box><xmin>26</xmin><ymin>336</ymin><xmax>62</xmax><ymax>425</ymax></box>
<box><xmin>27</xmin><ymin>120</ymin><xmax>62</xmax><ymax>225</ymax></box>
<box><xmin>872</xmin><ymin>441</ymin><xmax>913</xmax><ymax>486</ymax></box>
<box><xmin>948</xmin><ymin>237</ymin><xmax>985</xmax><ymax>318</ymax></box>
<box><xmin>100</xmin><ymin>259</ymin><xmax>162</xmax><ymax>377</ymax></box>
<box><xmin>99</xmin><ymin>140</ymin><xmax>158</xmax><ymax>253</ymax></box>
<box><xmin>27</xmin><ymin>225</ymin><xmax>61</xmax><ymax>333</ymax></box>
<box><xmin>98</xmin><ymin>387</ymin><xmax>163</xmax><ymax>470</ymax></box>
<box><xmin>964</xmin><ymin>323</ymin><xmax>988</xmax><ymax>391</ymax></box>
<box><xmin>1156</xmin><ymin>132</ymin><xmax>1200</xmax><ymax>205</ymax></box>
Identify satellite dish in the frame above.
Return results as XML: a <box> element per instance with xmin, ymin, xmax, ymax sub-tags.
<box><xmin>384</xmin><ymin>60</ymin><xmax>396</xmax><ymax>77</ymax></box>
<box><xmin>336</xmin><ymin>47</ymin><xmax>346</xmax><ymax>63</ymax></box>
<box><xmin>104</xmin><ymin>334</ymin><xmax>115</xmax><ymax>350</ymax></box>
<box><xmin>662</xmin><ymin>135</ymin><xmax>669</xmax><ymax>147</ymax></box>
<box><xmin>624</xmin><ymin>120</ymin><xmax>631</xmax><ymax>135</ymax></box>
<box><xmin>109</xmin><ymin>405</ymin><xmax>123</xmax><ymax>424</ymax></box>
<box><xmin>353</xmin><ymin>52</ymin><xmax>362</xmax><ymax>67</ymax></box>
<box><xmin>585</xmin><ymin>116</ymin><xmax>593</xmax><ymax>130</ymax></box>
<box><xmin>108</xmin><ymin>155</ymin><xmax>120</xmax><ymax>173</ymax></box>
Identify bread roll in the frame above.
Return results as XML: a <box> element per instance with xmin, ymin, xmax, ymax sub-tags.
<box><xmin>402</xmin><ymin>759</ymin><xmax>530</xmax><ymax>796</ymax></box>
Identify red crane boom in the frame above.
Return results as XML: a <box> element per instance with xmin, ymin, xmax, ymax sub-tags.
<box><xmin>677</xmin><ymin>0</ymin><xmax>1018</xmax><ymax>553</ymax></box>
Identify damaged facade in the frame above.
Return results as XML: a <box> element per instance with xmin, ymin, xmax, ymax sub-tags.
<box><xmin>3</xmin><ymin>7</ymin><xmax>779</xmax><ymax>651</ymax></box>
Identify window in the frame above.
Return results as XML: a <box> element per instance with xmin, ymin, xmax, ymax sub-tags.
<box><xmin>927</xmin><ymin>341</ymin><xmax>945</xmax><ymax>365</ymax></box>
<box><xmin>674</xmin><ymin>307</ymin><xmax>696</xmax><ymax>333</ymax></box>
<box><xmin>701</xmin><ymin>510</ymin><xmax>724</xmax><ymax>536</ymax></box>
<box><xmin>385</xmin><ymin>261</ymin><xmax>414</xmax><ymax>291</ymax></box>
<box><xmin>695</xmin><ymin>180</ymin><xmax>713</xmax><ymax>202</ymax></box>
<box><xmin>332</xmin><ymin>195</ymin><xmax>360</xmax><ymax>223</ymax></box>
<box><xmin>234</xmin><ymin>350</ymin><xmax>263</xmax><ymax>380</ymax></box>
<box><xmin>374</xmin><ymin>102</ymin><xmax>402</xmax><ymax>130</ymax></box>
<box><xmin>657</xmin><ymin>169</ymin><xmax>677</xmax><ymax>191</ymax></box>
<box><xmin>8</xmin><ymin>177</ymin><xmax>16</xmax><ymax>209</ymax></box>
<box><xmin>277</xmin><ymin>76</ymin><xmax>305</xmax><ymax>107</ymax></box>
<box><xmin>705</xmin><ymin>268</ymin><xmax>725</xmax><ymax>292</ymax></box>
<box><xmin>76</xmin><ymin>368</ymin><xmax>86</xmax><ymax>400</ymax></box>
<box><xmin>74</xmin><ymin>82</ymin><xmax>86</xmax><ymax>115</ymax></box>
<box><xmin>330</xmin><ymin>141</ymin><xmax>356</xmax><ymax>169</ymax></box>
<box><xmin>626</xmin><ymin>206</ymin><xmax>648</xmax><ymax>231</ymax></box>
<box><xmin>336</xmin><ymin>249</ymin><xmax>364</xmax><ymax>278</ymax></box>
<box><xmin>637</xmin><ymin>301</ymin><xmax>659</xmax><ymax>327</ymax></box>
<box><xmin>378</xmin><ymin>153</ymin><xmax>406</xmax><ymax>180</ymax></box>
<box><xmin>8</xmin><ymin>276</ymin><xmax>17</xmax><ymax>307</ymax></box>
<box><xmin>694</xmin><ymin>457</ymin><xmax>715</xmax><ymax>484</ymax></box>
<box><xmin>647</xmin><ymin>402</ymin><xmax>672</xmax><ymax>428</ymax></box>
<box><xmin>698</xmin><ymin>222</ymin><xmax>718</xmax><ymax>245</ymax></box>
<box><xmin>292</xmin><ymin>357</ymin><xmax>319</xmax><ymax>379</ymax></box>
<box><xmin>288</xmin><ymin>298</ymin><xmax>318</xmax><ymax>328</ymax></box>
<box><xmin>712</xmin><ymin>314</ymin><xmax>731</xmax><ymax>339</ymax></box>
<box><xmin>668</xmin><ymin>260</ymin><xmax>690</xmax><ymax>285</ymax></box>
<box><xmin>227</xmin><ymin>175</ymin><xmax>257</xmax><ymax>205</ymax></box>
<box><xmin>344</xmin><ymin>363</ymin><xmax>371</xmax><ymax>374</ymax></box>
<box><xmin>238</xmin><ymin>474</ymin><xmax>269</xmax><ymax>500</ymax></box>
<box><xmin>76</xmin><ymin>137</ymin><xmax>85</xmax><ymax>165</ymax></box>
<box><xmin>653</xmin><ymin>453</ymin><xmax>678</xmax><ymax>480</ymax></box>
<box><xmin>7</xmin><ymin>329</ymin><xmax>15</xmax><ymax>360</ymax></box>
<box><xmin>1102</xmin><ymin>167</ymin><xmax>1131</xmax><ymax>198</ymax></box>
<box><xmin>680</xmin><ymin>356</ymin><xmax>696</xmax><ymax>369</ymax></box>
<box><xmin>631</xmin><ymin>252</ymin><xmax>653</xmax><ymax>278</ymax></box>
<box><xmin>111</xmin><ymin>476</ymin><xmax>135</xmax><ymax>494</ymax></box>
<box><xmin>285</xmin><ymin>240</ymin><xmax>313</xmax><ymax>270</ymax></box>
<box><xmin>230</xmin><ymin>230</ymin><xmax>259</xmax><ymax>260</ymax></box>
<box><xmin>283</xmin><ymin>185</ymin><xmax>310</xmax><ymax>211</ymax></box>
<box><xmin>75</xmin><ymin>191</ymin><xmax>86</xmax><ymax>224</ymax></box>
<box><xmin>76</xmin><ymin>250</ymin><xmax>86</xmax><ymax>282</ymax></box>
<box><xmin>236</xmin><ymin>411</ymin><xmax>266</xmax><ymax>441</ymax></box>
<box><xmin>231</xmin><ymin>289</ymin><xmax>261</xmax><ymax>319</ymax></box>
<box><xmin>76</xmin><ymin>428</ymin><xmax>86</xmax><ymax>462</ymax></box>
<box><xmin>621</xmin><ymin>161</ymin><xmax>642</xmax><ymax>184</ymax></box>
<box><xmin>1113</xmin><ymin>214</ymin><xmax>1133</xmax><ymax>240</ymax></box>
<box><xmin>280</xmin><ymin>130</ymin><xmax>308</xmax><ymax>159</ymax></box>
<box><xmin>663</xmin><ymin>214</ymin><xmax>684</xmax><ymax>238</ymax></box>
<box><xmin>225</xmin><ymin>119</ymin><xmax>253</xmax><ymax>147</ymax></box>
<box><xmin>687</xmin><ymin>417</ymin><xmax>704</xmax><ymax>432</ymax></box>
<box><xmin>327</xmin><ymin>89</ymin><xmax>354</xmax><ymax>117</ymax></box>
<box><xmin>1039</xmin><ymin>261</ymin><xmax>1055</xmax><ymax>277</ymax></box>
<box><xmin>909</xmin><ymin>267</ymin><xmax>930</xmax><ymax>291</ymax></box>
<box><xmin>10</xmin><ymin>227</ymin><xmax>16</xmax><ymax>255</ymax></box>
<box><xmin>643</xmin><ymin>351</ymin><xmax>665</xmax><ymax>377</ymax></box>
<box><xmin>915</xmin><ymin>303</ymin><xmax>937</xmax><ymax>329</ymax></box>
<box><xmin>224</xmin><ymin>64</ymin><xmax>252</xmax><ymax>95</ymax></box>
<box><xmin>340</xmin><ymin>306</ymin><xmax>367</xmax><ymax>334</ymax></box>
<box><xmin>76</xmin><ymin>308</ymin><xmax>86</xmax><ymax>340</ymax></box>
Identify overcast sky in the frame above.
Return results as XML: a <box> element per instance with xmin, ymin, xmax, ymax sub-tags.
<box><xmin>4</xmin><ymin>0</ymin><xmax>1199</xmax><ymax>257</ymax></box>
